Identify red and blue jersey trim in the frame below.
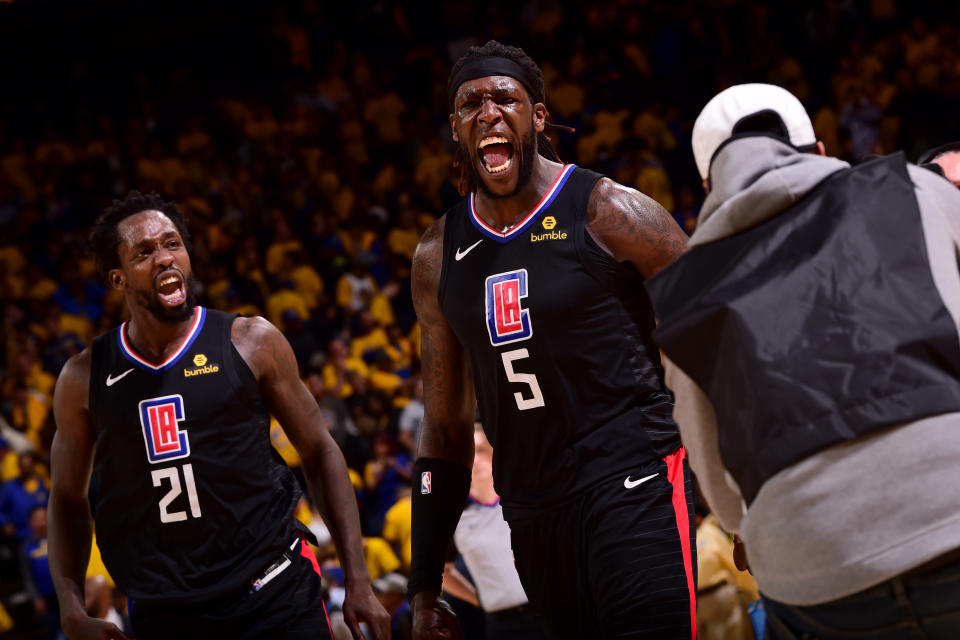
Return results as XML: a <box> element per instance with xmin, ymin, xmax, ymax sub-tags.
<box><xmin>468</xmin><ymin>164</ymin><xmax>576</xmax><ymax>243</ymax></box>
<box><xmin>117</xmin><ymin>306</ymin><xmax>206</xmax><ymax>373</ymax></box>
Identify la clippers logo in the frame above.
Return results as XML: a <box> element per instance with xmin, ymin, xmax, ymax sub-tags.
<box><xmin>485</xmin><ymin>269</ymin><xmax>533</xmax><ymax>346</ymax></box>
<box><xmin>139</xmin><ymin>395</ymin><xmax>190</xmax><ymax>464</ymax></box>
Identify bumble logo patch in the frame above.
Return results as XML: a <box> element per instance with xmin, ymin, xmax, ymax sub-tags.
<box><xmin>542</xmin><ymin>216</ymin><xmax>557</xmax><ymax>230</ymax></box>
<box><xmin>185</xmin><ymin>353</ymin><xmax>219</xmax><ymax>377</ymax></box>
<box><xmin>530</xmin><ymin>228</ymin><xmax>567</xmax><ymax>242</ymax></box>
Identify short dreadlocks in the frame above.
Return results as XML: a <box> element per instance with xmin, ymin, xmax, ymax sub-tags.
<box><xmin>447</xmin><ymin>41</ymin><xmax>561</xmax><ymax>194</ymax></box>
<box><xmin>88</xmin><ymin>190</ymin><xmax>192</xmax><ymax>282</ymax></box>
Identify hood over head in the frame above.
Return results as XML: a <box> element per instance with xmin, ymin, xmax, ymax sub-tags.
<box><xmin>690</xmin><ymin>137</ymin><xmax>849</xmax><ymax>247</ymax></box>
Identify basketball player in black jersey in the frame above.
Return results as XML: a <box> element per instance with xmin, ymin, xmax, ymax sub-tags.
<box><xmin>48</xmin><ymin>192</ymin><xmax>390</xmax><ymax>640</ymax></box>
<box><xmin>408</xmin><ymin>42</ymin><xmax>697</xmax><ymax>640</ymax></box>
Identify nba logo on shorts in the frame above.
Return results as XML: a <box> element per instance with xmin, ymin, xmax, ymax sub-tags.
<box><xmin>421</xmin><ymin>471</ymin><xmax>432</xmax><ymax>494</ymax></box>
<box><xmin>485</xmin><ymin>269</ymin><xmax>533</xmax><ymax>346</ymax></box>
<box><xmin>139</xmin><ymin>394</ymin><xmax>190</xmax><ymax>464</ymax></box>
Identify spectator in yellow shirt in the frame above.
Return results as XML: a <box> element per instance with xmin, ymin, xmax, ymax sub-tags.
<box><xmin>265</xmin><ymin>283</ymin><xmax>310</xmax><ymax>332</ymax></box>
<box><xmin>368</xmin><ymin>281</ymin><xmax>400</xmax><ymax>328</ymax></box>
<box><xmin>363</xmin><ymin>536</ymin><xmax>402</xmax><ymax>582</ymax></box>
<box><xmin>385</xmin><ymin>207</ymin><xmax>421</xmax><ymax>262</ymax></box>
<box><xmin>0</xmin><ymin>438</ymin><xmax>17</xmax><ymax>482</ymax></box>
<box><xmin>265</xmin><ymin>217</ymin><xmax>305</xmax><ymax>278</ymax></box>
<box><xmin>288</xmin><ymin>251</ymin><xmax>325</xmax><ymax>312</ymax></box>
<box><xmin>336</xmin><ymin>258</ymin><xmax>378</xmax><ymax>317</ymax></box>
<box><xmin>382</xmin><ymin>486</ymin><xmax>411</xmax><ymax>572</ymax></box>
<box><xmin>233</xmin><ymin>235</ymin><xmax>269</xmax><ymax>304</ymax></box>
<box><xmin>350</xmin><ymin>311</ymin><xmax>393</xmax><ymax>361</ymax></box>
<box><xmin>367</xmin><ymin>350</ymin><xmax>405</xmax><ymax>397</ymax></box>
<box><xmin>269</xmin><ymin>417</ymin><xmax>302</xmax><ymax>469</ymax></box>
<box><xmin>322</xmin><ymin>339</ymin><xmax>370</xmax><ymax>398</ymax></box>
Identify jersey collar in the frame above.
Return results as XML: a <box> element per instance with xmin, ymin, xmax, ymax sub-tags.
<box><xmin>117</xmin><ymin>306</ymin><xmax>206</xmax><ymax>373</ymax></box>
<box><xmin>468</xmin><ymin>164</ymin><xmax>576</xmax><ymax>243</ymax></box>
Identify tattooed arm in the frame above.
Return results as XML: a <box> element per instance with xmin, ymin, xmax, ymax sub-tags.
<box><xmin>409</xmin><ymin>216</ymin><xmax>474</xmax><ymax>640</ymax></box>
<box><xmin>232</xmin><ymin>317</ymin><xmax>389</xmax><ymax>640</ymax></box>
<box><xmin>410</xmin><ymin>216</ymin><xmax>475</xmax><ymax>467</ymax></box>
<box><xmin>586</xmin><ymin>177</ymin><xmax>689</xmax><ymax>277</ymax></box>
<box><xmin>50</xmin><ymin>351</ymin><xmax>130</xmax><ymax>640</ymax></box>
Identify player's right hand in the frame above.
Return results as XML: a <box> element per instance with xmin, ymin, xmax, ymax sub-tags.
<box><xmin>411</xmin><ymin>591</ymin><xmax>462</xmax><ymax>640</ymax></box>
<box><xmin>62</xmin><ymin>613</ymin><xmax>132</xmax><ymax>640</ymax></box>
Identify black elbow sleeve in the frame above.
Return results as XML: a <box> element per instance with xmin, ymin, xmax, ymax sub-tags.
<box><xmin>408</xmin><ymin>457</ymin><xmax>472</xmax><ymax>599</ymax></box>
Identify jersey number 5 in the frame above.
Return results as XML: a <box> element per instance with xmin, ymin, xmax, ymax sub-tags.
<box><xmin>151</xmin><ymin>463</ymin><xmax>203</xmax><ymax>523</ymax></box>
<box><xmin>501</xmin><ymin>348</ymin><xmax>545</xmax><ymax>410</ymax></box>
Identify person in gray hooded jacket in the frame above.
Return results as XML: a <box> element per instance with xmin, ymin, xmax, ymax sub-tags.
<box><xmin>645</xmin><ymin>83</ymin><xmax>960</xmax><ymax>638</ymax></box>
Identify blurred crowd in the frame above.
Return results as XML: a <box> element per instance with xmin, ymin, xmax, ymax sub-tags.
<box><xmin>2</xmin><ymin>0</ymin><xmax>960</xmax><ymax>637</ymax></box>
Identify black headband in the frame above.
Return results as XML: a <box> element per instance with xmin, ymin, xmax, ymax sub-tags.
<box><xmin>448</xmin><ymin>56</ymin><xmax>541</xmax><ymax>110</ymax></box>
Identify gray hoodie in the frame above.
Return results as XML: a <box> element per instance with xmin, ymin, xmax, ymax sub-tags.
<box><xmin>665</xmin><ymin>136</ymin><xmax>960</xmax><ymax>605</ymax></box>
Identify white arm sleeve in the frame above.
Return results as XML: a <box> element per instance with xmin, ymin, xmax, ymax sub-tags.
<box><xmin>664</xmin><ymin>355</ymin><xmax>746</xmax><ymax>532</ymax></box>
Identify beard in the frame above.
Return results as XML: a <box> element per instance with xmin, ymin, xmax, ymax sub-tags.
<box><xmin>463</xmin><ymin>125</ymin><xmax>537</xmax><ymax>199</ymax></box>
<box><xmin>134</xmin><ymin>272</ymin><xmax>198</xmax><ymax>325</ymax></box>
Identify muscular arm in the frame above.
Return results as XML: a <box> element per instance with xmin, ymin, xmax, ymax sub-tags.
<box><xmin>411</xmin><ymin>216</ymin><xmax>475</xmax><ymax>467</ymax></box>
<box><xmin>234</xmin><ymin>317</ymin><xmax>367</xmax><ymax>582</ymax></box>
<box><xmin>409</xmin><ymin>216</ymin><xmax>474</xmax><ymax>640</ymax></box>
<box><xmin>233</xmin><ymin>317</ymin><xmax>388</xmax><ymax>639</ymax></box>
<box><xmin>50</xmin><ymin>351</ymin><xmax>130</xmax><ymax>639</ymax></box>
<box><xmin>586</xmin><ymin>177</ymin><xmax>688</xmax><ymax>278</ymax></box>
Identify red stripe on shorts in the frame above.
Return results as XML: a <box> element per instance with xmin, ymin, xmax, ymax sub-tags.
<box><xmin>299</xmin><ymin>537</ymin><xmax>333</xmax><ymax>635</ymax></box>
<box><xmin>665</xmin><ymin>447</ymin><xmax>697</xmax><ymax>640</ymax></box>
<box><xmin>299</xmin><ymin>537</ymin><xmax>322</xmax><ymax>576</ymax></box>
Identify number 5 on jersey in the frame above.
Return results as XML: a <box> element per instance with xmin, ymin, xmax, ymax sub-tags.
<box><xmin>485</xmin><ymin>270</ymin><xmax>545</xmax><ymax>410</ymax></box>
<box><xmin>140</xmin><ymin>395</ymin><xmax>203</xmax><ymax>523</ymax></box>
<box><xmin>501</xmin><ymin>348</ymin><xmax>545</xmax><ymax>410</ymax></box>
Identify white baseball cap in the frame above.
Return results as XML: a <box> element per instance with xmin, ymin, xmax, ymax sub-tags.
<box><xmin>692</xmin><ymin>83</ymin><xmax>817</xmax><ymax>181</ymax></box>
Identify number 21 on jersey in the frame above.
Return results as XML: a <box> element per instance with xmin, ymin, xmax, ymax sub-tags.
<box><xmin>485</xmin><ymin>270</ymin><xmax>545</xmax><ymax>410</ymax></box>
<box><xmin>139</xmin><ymin>395</ymin><xmax>203</xmax><ymax>523</ymax></box>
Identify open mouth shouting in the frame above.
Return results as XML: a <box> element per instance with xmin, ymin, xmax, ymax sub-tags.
<box><xmin>155</xmin><ymin>270</ymin><xmax>186</xmax><ymax>307</ymax></box>
<box><xmin>478</xmin><ymin>135</ymin><xmax>514</xmax><ymax>174</ymax></box>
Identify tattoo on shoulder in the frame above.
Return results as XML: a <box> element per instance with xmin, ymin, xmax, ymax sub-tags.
<box><xmin>231</xmin><ymin>317</ymin><xmax>258</xmax><ymax>359</ymax></box>
<box><xmin>411</xmin><ymin>216</ymin><xmax>447</xmax><ymax>314</ymax></box>
<box><xmin>587</xmin><ymin>178</ymin><xmax>687</xmax><ymax>272</ymax></box>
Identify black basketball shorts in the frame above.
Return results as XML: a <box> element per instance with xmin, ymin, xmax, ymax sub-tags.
<box><xmin>131</xmin><ymin>535</ymin><xmax>333</xmax><ymax>640</ymax></box>
<box><xmin>508</xmin><ymin>448</ymin><xmax>697</xmax><ymax>640</ymax></box>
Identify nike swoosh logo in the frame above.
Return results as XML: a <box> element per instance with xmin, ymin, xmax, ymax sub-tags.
<box><xmin>455</xmin><ymin>239</ymin><xmax>483</xmax><ymax>261</ymax></box>
<box><xmin>106</xmin><ymin>368</ymin><xmax>135</xmax><ymax>387</ymax></box>
<box><xmin>624</xmin><ymin>473</ymin><xmax>658</xmax><ymax>489</ymax></box>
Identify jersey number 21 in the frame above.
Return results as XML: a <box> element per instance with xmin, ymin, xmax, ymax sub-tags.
<box><xmin>139</xmin><ymin>395</ymin><xmax>204</xmax><ymax>523</ymax></box>
<box><xmin>151</xmin><ymin>464</ymin><xmax>203</xmax><ymax>523</ymax></box>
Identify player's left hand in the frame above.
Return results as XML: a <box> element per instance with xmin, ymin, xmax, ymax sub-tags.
<box><xmin>343</xmin><ymin>582</ymin><xmax>391</xmax><ymax>640</ymax></box>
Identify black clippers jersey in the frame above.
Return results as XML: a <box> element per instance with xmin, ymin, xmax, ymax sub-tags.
<box><xmin>88</xmin><ymin>307</ymin><xmax>300</xmax><ymax>606</ymax></box>
<box><xmin>438</xmin><ymin>165</ymin><xmax>681</xmax><ymax>519</ymax></box>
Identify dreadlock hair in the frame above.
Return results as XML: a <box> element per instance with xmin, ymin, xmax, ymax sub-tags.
<box><xmin>89</xmin><ymin>190</ymin><xmax>192</xmax><ymax>283</ymax></box>
<box><xmin>448</xmin><ymin>40</ymin><xmax>562</xmax><ymax>195</ymax></box>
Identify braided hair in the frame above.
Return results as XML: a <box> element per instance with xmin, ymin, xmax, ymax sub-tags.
<box><xmin>447</xmin><ymin>41</ymin><xmax>561</xmax><ymax>195</ymax></box>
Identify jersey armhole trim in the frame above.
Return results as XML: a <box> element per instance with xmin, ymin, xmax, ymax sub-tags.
<box><xmin>88</xmin><ymin>333</ymin><xmax>108</xmax><ymax>426</ymax></box>
<box><xmin>436</xmin><ymin>211</ymin><xmax>454</xmax><ymax>309</ymax></box>
<box><xmin>221</xmin><ymin>312</ymin><xmax>264</xmax><ymax>415</ymax></box>
<box><xmin>572</xmin><ymin>170</ymin><xmax>615</xmax><ymax>284</ymax></box>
